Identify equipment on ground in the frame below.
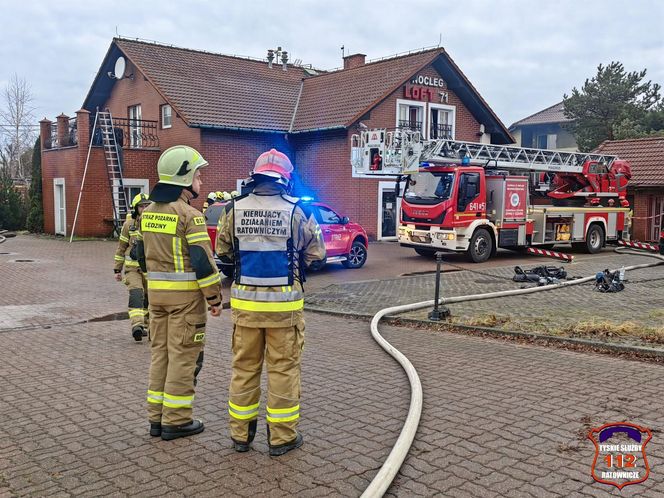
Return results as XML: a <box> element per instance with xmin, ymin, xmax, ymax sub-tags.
<box><xmin>513</xmin><ymin>265</ymin><xmax>567</xmax><ymax>285</ymax></box>
<box><xmin>351</xmin><ymin>129</ymin><xmax>632</xmax><ymax>262</ymax></box>
<box><xmin>594</xmin><ymin>268</ymin><xmax>625</xmax><ymax>292</ymax></box>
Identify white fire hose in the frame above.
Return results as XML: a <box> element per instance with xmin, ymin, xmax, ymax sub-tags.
<box><xmin>362</xmin><ymin>248</ymin><xmax>664</xmax><ymax>497</ymax></box>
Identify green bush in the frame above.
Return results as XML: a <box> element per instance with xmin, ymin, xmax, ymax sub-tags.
<box><xmin>25</xmin><ymin>137</ymin><xmax>43</xmax><ymax>232</ymax></box>
<box><xmin>0</xmin><ymin>167</ymin><xmax>27</xmax><ymax>230</ymax></box>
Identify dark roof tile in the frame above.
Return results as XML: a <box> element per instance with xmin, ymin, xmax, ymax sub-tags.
<box><xmin>595</xmin><ymin>137</ymin><xmax>664</xmax><ymax>187</ymax></box>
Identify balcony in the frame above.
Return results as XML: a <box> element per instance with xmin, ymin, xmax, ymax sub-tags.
<box><xmin>44</xmin><ymin>117</ymin><xmax>78</xmax><ymax>149</ymax></box>
<box><xmin>91</xmin><ymin>115</ymin><xmax>159</xmax><ymax>149</ymax></box>
<box><xmin>430</xmin><ymin>123</ymin><xmax>453</xmax><ymax>139</ymax></box>
<box><xmin>398</xmin><ymin>119</ymin><xmax>423</xmax><ymax>133</ymax></box>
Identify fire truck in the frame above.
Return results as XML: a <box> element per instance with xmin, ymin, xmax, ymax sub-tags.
<box><xmin>351</xmin><ymin>129</ymin><xmax>632</xmax><ymax>262</ymax></box>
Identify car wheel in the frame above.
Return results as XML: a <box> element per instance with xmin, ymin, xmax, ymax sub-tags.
<box><xmin>467</xmin><ymin>228</ymin><xmax>493</xmax><ymax>263</ymax></box>
<box><xmin>308</xmin><ymin>258</ymin><xmax>327</xmax><ymax>271</ymax></box>
<box><xmin>342</xmin><ymin>240</ymin><xmax>367</xmax><ymax>269</ymax></box>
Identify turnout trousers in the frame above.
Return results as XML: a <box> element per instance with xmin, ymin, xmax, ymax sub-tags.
<box><xmin>229</xmin><ymin>324</ymin><xmax>304</xmax><ymax>446</ymax></box>
<box><xmin>146</xmin><ymin>297</ymin><xmax>206</xmax><ymax>426</ymax></box>
<box><xmin>124</xmin><ymin>270</ymin><xmax>149</xmax><ymax>330</ymax></box>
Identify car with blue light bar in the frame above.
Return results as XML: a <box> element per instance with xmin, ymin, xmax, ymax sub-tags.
<box><xmin>299</xmin><ymin>197</ymin><xmax>369</xmax><ymax>270</ymax></box>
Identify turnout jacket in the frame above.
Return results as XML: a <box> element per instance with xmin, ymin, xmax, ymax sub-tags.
<box><xmin>140</xmin><ymin>190</ymin><xmax>222</xmax><ymax>307</ymax></box>
<box><xmin>114</xmin><ymin>216</ymin><xmax>142</xmax><ymax>273</ymax></box>
<box><xmin>216</xmin><ymin>182</ymin><xmax>326</xmax><ymax>327</ymax></box>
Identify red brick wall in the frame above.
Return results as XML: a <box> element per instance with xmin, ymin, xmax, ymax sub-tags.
<box><xmin>199</xmin><ymin>129</ymin><xmax>292</xmax><ymax>211</ymax></box>
<box><xmin>105</xmin><ymin>66</ymin><xmax>202</xmax><ymax>152</ymax></box>
<box><xmin>631</xmin><ymin>187</ymin><xmax>664</xmax><ymax>241</ymax></box>
<box><xmin>41</xmin><ymin>144</ymin><xmax>161</xmax><ymax>237</ymax></box>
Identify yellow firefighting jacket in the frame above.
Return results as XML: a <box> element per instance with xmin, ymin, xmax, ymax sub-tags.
<box><xmin>141</xmin><ymin>190</ymin><xmax>222</xmax><ymax>307</ymax></box>
<box><xmin>113</xmin><ymin>216</ymin><xmax>142</xmax><ymax>274</ymax></box>
<box><xmin>216</xmin><ymin>182</ymin><xmax>326</xmax><ymax>328</ymax></box>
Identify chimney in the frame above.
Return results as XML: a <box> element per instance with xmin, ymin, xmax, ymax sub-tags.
<box><xmin>343</xmin><ymin>53</ymin><xmax>366</xmax><ymax>70</ymax></box>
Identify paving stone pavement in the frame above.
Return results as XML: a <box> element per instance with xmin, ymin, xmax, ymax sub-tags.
<box><xmin>2</xmin><ymin>235</ymin><xmax>664</xmax><ymax>496</ymax></box>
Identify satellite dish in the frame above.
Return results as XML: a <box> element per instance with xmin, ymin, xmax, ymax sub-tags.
<box><xmin>114</xmin><ymin>57</ymin><xmax>126</xmax><ymax>79</ymax></box>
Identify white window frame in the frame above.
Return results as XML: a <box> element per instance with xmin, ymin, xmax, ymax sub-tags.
<box><xmin>161</xmin><ymin>104</ymin><xmax>172</xmax><ymax>129</ymax></box>
<box><xmin>396</xmin><ymin>99</ymin><xmax>426</xmax><ymax>138</ymax></box>
<box><xmin>114</xmin><ymin>178</ymin><xmax>149</xmax><ymax>217</ymax></box>
<box><xmin>428</xmin><ymin>102</ymin><xmax>456</xmax><ymax>140</ymax></box>
<box><xmin>128</xmin><ymin>105</ymin><xmax>142</xmax><ymax>148</ymax></box>
<box><xmin>53</xmin><ymin>178</ymin><xmax>66</xmax><ymax>236</ymax></box>
<box><xmin>377</xmin><ymin>180</ymin><xmax>402</xmax><ymax>241</ymax></box>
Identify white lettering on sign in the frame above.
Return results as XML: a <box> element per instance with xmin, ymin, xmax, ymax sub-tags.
<box><xmin>410</xmin><ymin>75</ymin><xmax>446</xmax><ymax>88</ymax></box>
<box><xmin>235</xmin><ymin>209</ymin><xmax>290</xmax><ymax>237</ymax></box>
<box><xmin>468</xmin><ymin>202</ymin><xmax>486</xmax><ymax>211</ymax></box>
<box><xmin>439</xmin><ymin>91</ymin><xmax>449</xmax><ymax>103</ymax></box>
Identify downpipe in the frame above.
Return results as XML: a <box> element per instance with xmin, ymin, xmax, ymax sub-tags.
<box><xmin>362</xmin><ymin>247</ymin><xmax>663</xmax><ymax>497</ymax></box>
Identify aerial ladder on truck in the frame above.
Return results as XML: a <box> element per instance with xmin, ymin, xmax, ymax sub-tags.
<box><xmin>350</xmin><ymin>129</ymin><xmax>633</xmax><ymax>262</ymax></box>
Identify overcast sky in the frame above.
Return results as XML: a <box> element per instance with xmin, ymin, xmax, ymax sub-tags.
<box><xmin>1</xmin><ymin>0</ymin><xmax>663</xmax><ymax>129</ymax></box>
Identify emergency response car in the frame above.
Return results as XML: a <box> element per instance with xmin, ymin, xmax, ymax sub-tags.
<box><xmin>206</xmin><ymin>198</ymin><xmax>369</xmax><ymax>276</ymax></box>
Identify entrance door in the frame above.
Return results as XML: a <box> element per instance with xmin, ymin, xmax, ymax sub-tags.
<box><xmin>54</xmin><ymin>178</ymin><xmax>66</xmax><ymax>235</ymax></box>
<box><xmin>379</xmin><ymin>181</ymin><xmax>401</xmax><ymax>240</ymax></box>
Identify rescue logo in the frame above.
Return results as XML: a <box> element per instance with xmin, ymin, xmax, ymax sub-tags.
<box><xmin>588</xmin><ymin>422</ymin><xmax>652</xmax><ymax>490</ymax></box>
<box><xmin>510</xmin><ymin>192</ymin><xmax>520</xmax><ymax>207</ymax></box>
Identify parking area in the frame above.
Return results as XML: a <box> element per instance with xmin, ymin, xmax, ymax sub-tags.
<box><xmin>1</xmin><ymin>235</ymin><xmax>664</xmax><ymax>497</ymax></box>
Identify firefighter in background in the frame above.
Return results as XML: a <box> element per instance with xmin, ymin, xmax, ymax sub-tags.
<box><xmin>216</xmin><ymin>149</ymin><xmax>326</xmax><ymax>456</ymax></box>
<box><xmin>114</xmin><ymin>193</ymin><xmax>151</xmax><ymax>341</ymax></box>
<box><xmin>230</xmin><ymin>190</ymin><xmax>239</xmax><ymax>198</ymax></box>
<box><xmin>137</xmin><ymin>145</ymin><xmax>222</xmax><ymax>440</ymax></box>
<box><xmin>203</xmin><ymin>191</ymin><xmax>217</xmax><ymax>213</ymax></box>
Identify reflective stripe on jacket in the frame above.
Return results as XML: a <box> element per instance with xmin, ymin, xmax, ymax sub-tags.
<box><xmin>141</xmin><ymin>190</ymin><xmax>221</xmax><ymax>307</ymax></box>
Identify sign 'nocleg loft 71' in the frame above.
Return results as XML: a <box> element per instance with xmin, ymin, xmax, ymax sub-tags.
<box><xmin>405</xmin><ymin>75</ymin><xmax>449</xmax><ymax>103</ymax></box>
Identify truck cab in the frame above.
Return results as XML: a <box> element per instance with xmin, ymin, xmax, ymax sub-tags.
<box><xmin>399</xmin><ymin>164</ymin><xmax>494</xmax><ymax>262</ymax></box>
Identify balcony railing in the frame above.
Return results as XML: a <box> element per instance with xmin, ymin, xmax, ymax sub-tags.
<box><xmin>398</xmin><ymin>119</ymin><xmax>423</xmax><ymax>132</ymax></box>
<box><xmin>44</xmin><ymin>117</ymin><xmax>78</xmax><ymax>149</ymax></box>
<box><xmin>48</xmin><ymin>123</ymin><xmax>59</xmax><ymax>149</ymax></box>
<box><xmin>91</xmin><ymin>115</ymin><xmax>159</xmax><ymax>149</ymax></box>
<box><xmin>68</xmin><ymin>117</ymin><xmax>78</xmax><ymax>146</ymax></box>
<box><xmin>430</xmin><ymin>123</ymin><xmax>453</xmax><ymax>139</ymax></box>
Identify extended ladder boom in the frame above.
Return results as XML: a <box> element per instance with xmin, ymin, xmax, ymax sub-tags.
<box><xmin>350</xmin><ymin>129</ymin><xmax>618</xmax><ymax>175</ymax></box>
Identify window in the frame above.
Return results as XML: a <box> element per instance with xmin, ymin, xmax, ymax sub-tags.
<box><xmin>161</xmin><ymin>104</ymin><xmax>172</xmax><ymax>129</ymax></box>
<box><xmin>429</xmin><ymin>104</ymin><xmax>455</xmax><ymax>139</ymax></box>
<box><xmin>404</xmin><ymin>171</ymin><xmax>455</xmax><ymax>205</ymax></box>
<box><xmin>397</xmin><ymin>101</ymin><xmax>424</xmax><ymax>133</ymax></box>
<box><xmin>457</xmin><ymin>173</ymin><xmax>480</xmax><ymax>212</ymax></box>
<box><xmin>128</xmin><ymin>105</ymin><xmax>142</xmax><ymax>148</ymax></box>
<box><xmin>315</xmin><ymin>206</ymin><xmax>341</xmax><ymax>225</ymax></box>
<box><xmin>535</xmin><ymin>134</ymin><xmax>557</xmax><ymax>149</ymax></box>
<box><xmin>114</xmin><ymin>178</ymin><xmax>149</xmax><ymax>217</ymax></box>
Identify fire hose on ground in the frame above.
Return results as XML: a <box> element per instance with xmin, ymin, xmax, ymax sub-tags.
<box><xmin>362</xmin><ymin>247</ymin><xmax>664</xmax><ymax>497</ymax></box>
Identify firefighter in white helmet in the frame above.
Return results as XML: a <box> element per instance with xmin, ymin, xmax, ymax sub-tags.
<box><xmin>230</xmin><ymin>190</ymin><xmax>239</xmax><ymax>198</ymax></box>
<box><xmin>136</xmin><ymin>145</ymin><xmax>222</xmax><ymax>440</ymax></box>
<box><xmin>216</xmin><ymin>148</ymin><xmax>326</xmax><ymax>456</ymax></box>
<box><xmin>114</xmin><ymin>193</ymin><xmax>151</xmax><ymax>341</ymax></box>
<box><xmin>203</xmin><ymin>191</ymin><xmax>217</xmax><ymax>213</ymax></box>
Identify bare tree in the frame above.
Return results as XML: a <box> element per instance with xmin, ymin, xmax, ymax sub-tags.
<box><xmin>0</xmin><ymin>74</ymin><xmax>36</xmax><ymax>179</ymax></box>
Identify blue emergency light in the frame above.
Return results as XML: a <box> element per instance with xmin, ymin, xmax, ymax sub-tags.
<box><xmin>300</xmin><ymin>196</ymin><xmax>314</xmax><ymax>202</ymax></box>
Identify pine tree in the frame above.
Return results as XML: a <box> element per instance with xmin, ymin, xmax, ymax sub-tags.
<box><xmin>0</xmin><ymin>166</ymin><xmax>26</xmax><ymax>230</ymax></box>
<box><xmin>563</xmin><ymin>62</ymin><xmax>662</xmax><ymax>151</ymax></box>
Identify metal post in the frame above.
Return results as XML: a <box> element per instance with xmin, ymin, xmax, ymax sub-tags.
<box><xmin>428</xmin><ymin>252</ymin><xmax>450</xmax><ymax>321</ymax></box>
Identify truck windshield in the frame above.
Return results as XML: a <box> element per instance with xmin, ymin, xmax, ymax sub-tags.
<box><xmin>404</xmin><ymin>171</ymin><xmax>455</xmax><ymax>205</ymax></box>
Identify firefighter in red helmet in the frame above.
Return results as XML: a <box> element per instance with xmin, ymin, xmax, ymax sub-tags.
<box><xmin>216</xmin><ymin>149</ymin><xmax>326</xmax><ymax>455</ymax></box>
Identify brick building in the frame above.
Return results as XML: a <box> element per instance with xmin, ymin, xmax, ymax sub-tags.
<box><xmin>40</xmin><ymin>38</ymin><xmax>512</xmax><ymax>239</ymax></box>
<box><xmin>595</xmin><ymin>137</ymin><xmax>664</xmax><ymax>241</ymax></box>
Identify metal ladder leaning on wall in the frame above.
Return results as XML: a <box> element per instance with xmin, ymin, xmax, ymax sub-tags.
<box><xmin>97</xmin><ymin>110</ymin><xmax>129</xmax><ymax>235</ymax></box>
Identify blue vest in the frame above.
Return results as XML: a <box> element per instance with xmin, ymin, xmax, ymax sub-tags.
<box><xmin>233</xmin><ymin>193</ymin><xmax>298</xmax><ymax>286</ymax></box>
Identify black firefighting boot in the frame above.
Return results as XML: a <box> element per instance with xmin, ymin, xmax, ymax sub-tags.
<box><xmin>232</xmin><ymin>419</ymin><xmax>257</xmax><ymax>452</ymax></box>
<box><xmin>149</xmin><ymin>422</ymin><xmax>161</xmax><ymax>437</ymax></box>
<box><xmin>267</xmin><ymin>424</ymin><xmax>304</xmax><ymax>457</ymax></box>
<box><xmin>132</xmin><ymin>325</ymin><xmax>144</xmax><ymax>342</ymax></box>
<box><xmin>269</xmin><ymin>433</ymin><xmax>304</xmax><ymax>457</ymax></box>
<box><xmin>160</xmin><ymin>420</ymin><xmax>205</xmax><ymax>441</ymax></box>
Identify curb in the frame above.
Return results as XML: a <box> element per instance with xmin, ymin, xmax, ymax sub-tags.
<box><xmin>305</xmin><ymin>305</ymin><xmax>664</xmax><ymax>359</ymax></box>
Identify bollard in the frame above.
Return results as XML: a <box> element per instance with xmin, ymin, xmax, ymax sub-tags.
<box><xmin>428</xmin><ymin>252</ymin><xmax>451</xmax><ymax>321</ymax></box>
